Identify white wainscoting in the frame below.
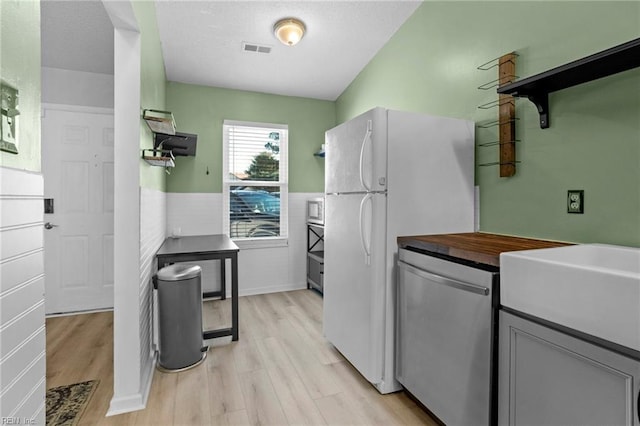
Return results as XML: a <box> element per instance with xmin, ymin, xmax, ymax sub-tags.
<box><xmin>0</xmin><ymin>167</ymin><xmax>46</xmax><ymax>424</ymax></box>
<box><xmin>166</xmin><ymin>192</ymin><xmax>321</xmax><ymax>296</ymax></box>
<box><xmin>138</xmin><ymin>187</ymin><xmax>166</xmax><ymax>408</ymax></box>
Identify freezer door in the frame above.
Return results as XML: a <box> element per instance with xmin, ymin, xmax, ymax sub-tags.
<box><xmin>323</xmin><ymin>192</ymin><xmax>387</xmax><ymax>383</ymax></box>
<box><xmin>325</xmin><ymin>107</ymin><xmax>388</xmax><ymax>194</ymax></box>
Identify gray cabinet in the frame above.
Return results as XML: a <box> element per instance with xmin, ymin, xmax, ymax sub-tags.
<box><xmin>499</xmin><ymin>310</ymin><xmax>640</xmax><ymax>426</ymax></box>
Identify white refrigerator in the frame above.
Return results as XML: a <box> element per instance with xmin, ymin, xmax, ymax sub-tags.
<box><xmin>323</xmin><ymin>107</ymin><xmax>475</xmax><ymax>394</ymax></box>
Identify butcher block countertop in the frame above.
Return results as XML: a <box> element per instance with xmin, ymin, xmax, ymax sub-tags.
<box><xmin>397</xmin><ymin>232</ymin><xmax>572</xmax><ymax>268</ymax></box>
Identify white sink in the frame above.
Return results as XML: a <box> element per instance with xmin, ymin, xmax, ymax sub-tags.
<box><xmin>500</xmin><ymin>244</ymin><xmax>640</xmax><ymax>351</ymax></box>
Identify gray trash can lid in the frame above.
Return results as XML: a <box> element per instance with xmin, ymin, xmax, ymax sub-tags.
<box><xmin>157</xmin><ymin>264</ymin><xmax>202</xmax><ymax>281</ymax></box>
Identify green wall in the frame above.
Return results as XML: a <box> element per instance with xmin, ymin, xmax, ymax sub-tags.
<box><xmin>0</xmin><ymin>0</ymin><xmax>41</xmax><ymax>172</ymax></box>
<box><xmin>336</xmin><ymin>1</ymin><xmax>640</xmax><ymax>246</ymax></box>
<box><xmin>134</xmin><ymin>0</ymin><xmax>168</xmax><ymax>191</ymax></box>
<box><xmin>165</xmin><ymin>82</ymin><xmax>334</xmax><ymax>193</ymax></box>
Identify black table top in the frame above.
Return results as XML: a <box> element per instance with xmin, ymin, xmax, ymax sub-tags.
<box><xmin>157</xmin><ymin>234</ymin><xmax>239</xmax><ymax>257</ymax></box>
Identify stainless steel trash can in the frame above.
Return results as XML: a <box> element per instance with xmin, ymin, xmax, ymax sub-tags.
<box><xmin>155</xmin><ymin>264</ymin><xmax>206</xmax><ymax>371</ymax></box>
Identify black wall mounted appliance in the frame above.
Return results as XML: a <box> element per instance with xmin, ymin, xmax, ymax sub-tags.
<box><xmin>154</xmin><ymin>131</ymin><xmax>198</xmax><ymax>156</ymax></box>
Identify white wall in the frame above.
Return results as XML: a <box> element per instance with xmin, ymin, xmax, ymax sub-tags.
<box><xmin>166</xmin><ymin>192</ymin><xmax>321</xmax><ymax>296</ymax></box>
<box><xmin>41</xmin><ymin>67</ymin><xmax>114</xmax><ymax>109</ymax></box>
<box><xmin>0</xmin><ymin>167</ymin><xmax>46</xmax><ymax>424</ymax></box>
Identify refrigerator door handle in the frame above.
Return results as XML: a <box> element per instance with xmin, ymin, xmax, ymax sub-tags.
<box><xmin>359</xmin><ymin>193</ymin><xmax>373</xmax><ymax>265</ymax></box>
<box><xmin>359</xmin><ymin>120</ymin><xmax>373</xmax><ymax>192</ymax></box>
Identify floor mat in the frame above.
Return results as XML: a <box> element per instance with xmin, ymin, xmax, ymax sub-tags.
<box><xmin>46</xmin><ymin>380</ymin><xmax>99</xmax><ymax>426</ymax></box>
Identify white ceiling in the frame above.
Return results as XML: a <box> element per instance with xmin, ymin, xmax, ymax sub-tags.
<box><xmin>41</xmin><ymin>0</ymin><xmax>422</xmax><ymax>101</ymax></box>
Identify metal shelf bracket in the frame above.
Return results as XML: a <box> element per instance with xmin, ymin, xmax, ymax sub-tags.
<box><xmin>526</xmin><ymin>92</ymin><xmax>550</xmax><ymax>129</ymax></box>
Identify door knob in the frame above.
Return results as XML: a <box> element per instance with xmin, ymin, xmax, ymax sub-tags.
<box><xmin>44</xmin><ymin>222</ymin><xmax>58</xmax><ymax>230</ymax></box>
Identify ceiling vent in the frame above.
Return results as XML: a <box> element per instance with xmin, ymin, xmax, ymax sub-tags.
<box><xmin>242</xmin><ymin>42</ymin><xmax>272</xmax><ymax>54</ymax></box>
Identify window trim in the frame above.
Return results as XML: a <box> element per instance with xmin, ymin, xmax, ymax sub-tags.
<box><xmin>222</xmin><ymin>120</ymin><xmax>288</xmax><ymax>246</ymax></box>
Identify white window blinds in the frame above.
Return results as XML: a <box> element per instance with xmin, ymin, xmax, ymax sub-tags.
<box><xmin>222</xmin><ymin>120</ymin><xmax>288</xmax><ymax>241</ymax></box>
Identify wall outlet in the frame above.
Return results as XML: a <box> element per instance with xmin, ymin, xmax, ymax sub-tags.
<box><xmin>567</xmin><ymin>190</ymin><xmax>584</xmax><ymax>214</ymax></box>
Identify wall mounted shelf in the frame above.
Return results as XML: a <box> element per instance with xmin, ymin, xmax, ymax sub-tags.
<box><xmin>478</xmin><ymin>52</ymin><xmax>518</xmax><ymax>177</ymax></box>
<box><xmin>497</xmin><ymin>37</ymin><xmax>640</xmax><ymax>129</ymax></box>
<box><xmin>142</xmin><ymin>148</ymin><xmax>175</xmax><ymax>172</ymax></box>
<box><xmin>143</xmin><ymin>109</ymin><xmax>176</xmax><ymax>135</ymax></box>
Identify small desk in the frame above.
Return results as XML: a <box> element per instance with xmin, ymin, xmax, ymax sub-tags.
<box><xmin>156</xmin><ymin>234</ymin><xmax>239</xmax><ymax>341</ymax></box>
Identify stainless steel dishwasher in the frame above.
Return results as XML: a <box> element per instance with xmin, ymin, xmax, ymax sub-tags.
<box><xmin>396</xmin><ymin>247</ymin><xmax>499</xmax><ymax>426</ymax></box>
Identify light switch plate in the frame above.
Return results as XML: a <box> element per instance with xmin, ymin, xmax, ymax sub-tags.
<box><xmin>567</xmin><ymin>190</ymin><xmax>584</xmax><ymax>214</ymax></box>
<box><xmin>1</xmin><ymin>81</ymin><xmax>19</xmax><ymax>154</ymax></box>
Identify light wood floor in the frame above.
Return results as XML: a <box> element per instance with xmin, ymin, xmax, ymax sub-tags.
<box><xmin>46</xmin><ymin>289</ymin><xmax>438</xmax><ymax>425</ymax></box>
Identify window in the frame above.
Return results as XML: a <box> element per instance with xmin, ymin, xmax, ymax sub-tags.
<box><xmin>223</xmin><ymin>120</ymin><xmax>288</xmax><ymax>245</ymax></box>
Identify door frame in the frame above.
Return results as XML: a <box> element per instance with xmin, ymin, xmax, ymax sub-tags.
<box><xmin>42</xmin><ymin>103</ymin><xmax>114</xmax><ymax>116</ymax></box>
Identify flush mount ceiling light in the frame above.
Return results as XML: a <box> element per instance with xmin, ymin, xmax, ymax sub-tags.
<box><xmin>273</xmin><ymin>18</ymin><xmax>306</xmax><ymax>46</ymax></box>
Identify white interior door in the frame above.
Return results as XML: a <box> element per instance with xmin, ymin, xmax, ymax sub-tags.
<box><xmin>42</xmin><ymin>106</ymin><xmax>114</xmax><ymax>314</ymax></box>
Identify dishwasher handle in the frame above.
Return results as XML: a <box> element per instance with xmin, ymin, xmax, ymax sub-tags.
<box><xmin>398</xmin><ymin>260</ymin><xmax>490</xmax><ymax>296</ymax></box>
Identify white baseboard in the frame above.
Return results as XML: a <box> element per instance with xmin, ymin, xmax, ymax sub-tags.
<box><xmin>139</xmin><ymin>351</ymin><xmax>156</xmax><ymax>408</ymax></box>
<box><xmin>106</xmin><ymin>352</ymin><xmax>155</xmax><ymax>417</ymax></box>
<box><xmin>106</xmin><ymin>394</ymin><xmax>146</xmax><ymax>417</ymax></box>
<box><xmin>238</xmin><ymin>281</ymin><xmax>307</xmax><ymax>297</ymax></box>
<box><xmin>45</xmin><ymin>307</ymin><xmax>114</xmax><ymax>319</ymax></box>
